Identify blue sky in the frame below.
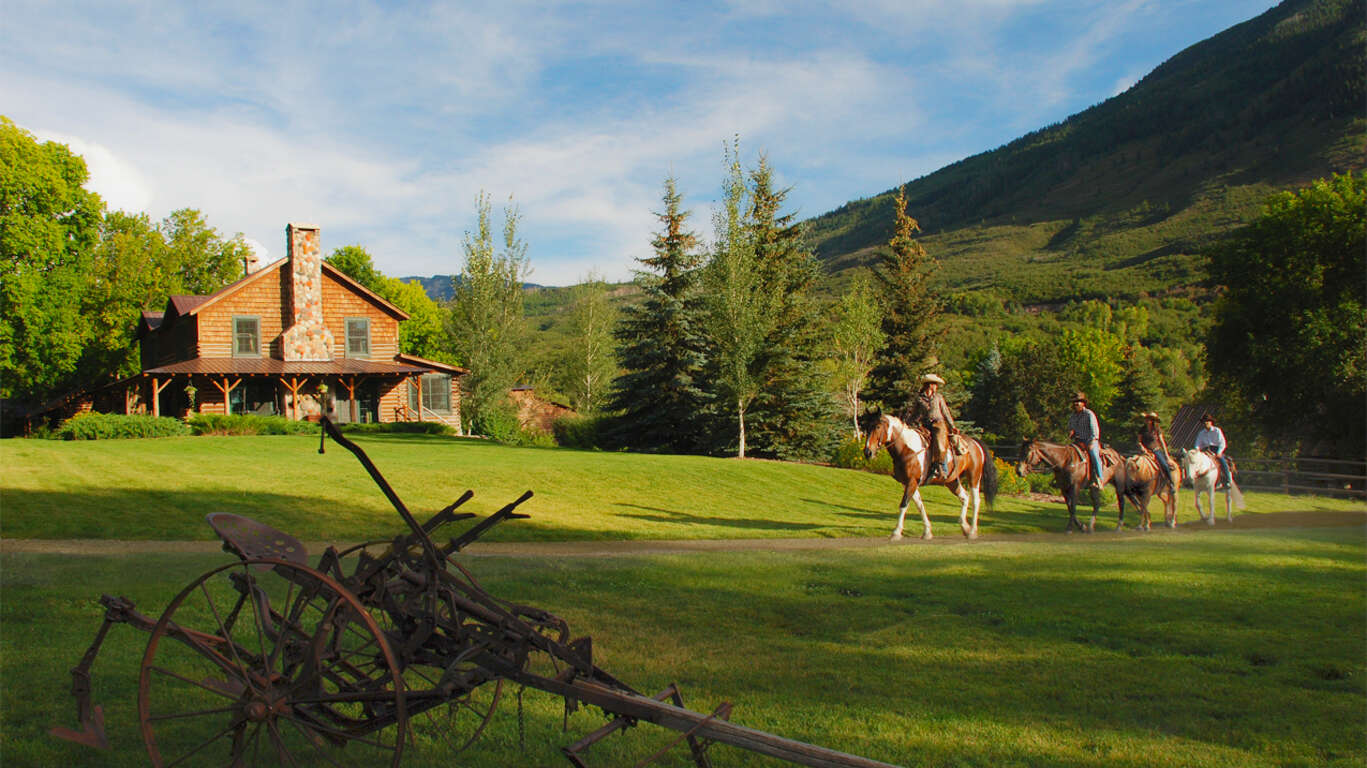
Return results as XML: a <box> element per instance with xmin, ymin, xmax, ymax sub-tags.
<box><xmin>3</xmin><ymin>0</ymin><xmax>1278</xmax><ymax>286</ymax></box>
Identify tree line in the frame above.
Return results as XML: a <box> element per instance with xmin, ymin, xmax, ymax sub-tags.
<box><xmin>4</xmin><ymin>115</ymin><xmax>1360</xmax><ymax>459</ymax></box>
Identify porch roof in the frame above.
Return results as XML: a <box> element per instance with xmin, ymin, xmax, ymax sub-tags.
<box><xmin>142</xmin><ymin>358</ymin><xmax>431</xmax><ymax>377</ymax></box>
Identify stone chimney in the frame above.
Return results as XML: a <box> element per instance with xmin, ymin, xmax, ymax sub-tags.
<box><xmin>282</xmin><ymin>223</ymin><xmax>334</xmax><ymax>362</ymax></box>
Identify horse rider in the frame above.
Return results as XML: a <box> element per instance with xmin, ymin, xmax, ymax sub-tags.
<box><xmin>1194</xmin><ymin>412</ymin><xmax>1232</xmax><ymax>489</ymax></box>
<box><xmin>1067</xmin><ymin>392</ymin><xmax>1104</xmax><ymax>490</ymax></box>
<box><xmin>907</xmin><ymin>373</ymin><xmax>956</xmax><ymax>479</ymax></box>
<box><xmin>1138</xmin><ymin>411</ymin><xmax>1175</xmax><ymax>490</ymax></box>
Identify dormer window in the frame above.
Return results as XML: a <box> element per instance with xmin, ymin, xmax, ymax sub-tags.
<box><xmin>346</xmin><ymin>318</ymin><xmax>370</xmax><ymax>358</ymax></box>
<box><xmin>233</xmin><ymin>316</ymin><xmax>260</xmax><ymax>357</ymax></box>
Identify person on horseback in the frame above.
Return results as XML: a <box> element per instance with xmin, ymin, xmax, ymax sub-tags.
<box><xmin>1138</xmin><ymin>411</ymin><xmax>1175</xmax><ymax>490</ymax></box>
<box><xmin>1067</xmin><ymin>392</ymin><xmax>1104</xmax><ymax>490</ymax></box>
<box><xmin>1194</xmin><ymin>413</ymin><xmax>1231</xmax><ymax>490</ymax></box>
<box><xmin>908</xmin><ymin>373</ymin><xmax>956</xmax><ymax>479</ymax></box>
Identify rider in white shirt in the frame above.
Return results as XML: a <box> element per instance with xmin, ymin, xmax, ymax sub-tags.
<box><xmin>1193</xmin><ymin>413</ymin><xmax>1231</xmax><ymax>489</ymax></box>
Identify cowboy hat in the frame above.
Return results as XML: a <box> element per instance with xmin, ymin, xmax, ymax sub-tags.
<box><xmin>1071</xmin><ymin>391</ymin><xmax>1087</xmax><ymax>403</ymax></box>
<box><xmin>920</xmin><ymin>373</ymin><xmax>945</xmax><ymax>385</ymax></box>
<box><xmin>1201</xmin><ymin>412</ymin><xmax>1215</xmax><ymax>423</ymax></box>
<box><xmin>1142</xmin><ymin>411</ymin><xmax>1160</xmax><ymax>420</ymax></box>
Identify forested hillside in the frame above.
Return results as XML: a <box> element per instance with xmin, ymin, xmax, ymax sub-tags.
<box><xmin>807</xmin><ymin>0</ymin><xmax>1364</xmax><ymax>302</ymax></box>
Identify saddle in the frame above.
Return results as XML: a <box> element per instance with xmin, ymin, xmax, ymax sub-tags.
<box><xmin>912</xmin><ymin>425</ymin><xmax>964</xmax><ymax>481</ymax></box>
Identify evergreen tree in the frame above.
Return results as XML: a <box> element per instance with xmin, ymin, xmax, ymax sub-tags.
<box><xmin>742</xmin><ymin>157</ymin><xmax>838</xmax><ymax>461</ymax></box>
<box><xmin>607</xmin><ymin>177</ymin><xmax>711</xmax><ymax>452</ymax></box>
<box><xmin>866</xmin><ymin>185</ymin><xmax>942</xmax><ymax>414</ymax></box>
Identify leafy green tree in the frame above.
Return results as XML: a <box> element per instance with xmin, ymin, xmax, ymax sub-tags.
<box><xmin>704</xmin><ymin>151</ymin><xmax>775</xmax><ymax>459</ymax></box>
<box><xmin>81</xmin><ymin>211</ymin><xmax>167</xmax><ymax>381</ymax></box>
<box><xmin>448</xmin><ymin>192</ymin><xmax>529</xmax><ymax>434</ymax></box>
<box><xmin>608</xmin><ymin>176</ymin><xmax>712</xmax><ymax>452</ymax></box>
<box><xmin>1057</xmin><ymin>326</ymin><xmax>1125</xmax><ymax>414</ymax></box>
<box><xmin>866</xmin><ymin>185</ymin><xmax>942</xmax><ymax>413</ymax></box>
<box><xmin>1207</xmin><ymin>172</ymin><xmax>1366</xmax><ymax>455</ymax></box>
<box><xmin>561</xmin><ymin>272</ymin><xmax>617</xmax><ymax>414</ymax></box>
<box><xmin>828</xmin><ymin>274</ymin><xmax>886</xmax><ymax>438</ymax></box>
<box><xmin>159</xmin><ymin>208</ymin><xmax>249</xmax><ymax>296</ymax></box>
<box><xmin>327</xmin><ymin>244</ymin><xmax>384</xmax><ymax>290</ymax></box>
<box><xmin>0</xmin><ymin>117</ymin><xmax>103</xmax><ymax>402</ymax></box>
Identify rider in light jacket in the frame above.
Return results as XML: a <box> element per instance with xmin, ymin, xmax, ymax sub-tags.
<box><xmin>1194</xmin><ymin>413</ymin><xmax>1231</xmax><ymax>489</ymax></box>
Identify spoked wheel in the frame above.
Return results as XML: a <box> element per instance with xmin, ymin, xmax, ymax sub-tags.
<box><xmin>328</xmin><ymin>541</ymin><xmax>504</xmax><ymax>756</ymax></box>
<box><xmin>138</xmin><ymin>558</ymin><xmax>407</xmax><ymax>767</ymax></box>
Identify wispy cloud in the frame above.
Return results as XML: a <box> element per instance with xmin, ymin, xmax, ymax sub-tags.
<box><xmin>0</xmin><ymin>0</ymin><xmax>1277</xmax><ymax>285</ymax></box>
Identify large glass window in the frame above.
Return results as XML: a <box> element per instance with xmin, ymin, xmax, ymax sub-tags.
<box><xmin>233</xmin><ymin>316</ymin><xmax>260</xmax><ymax>357</ymax></box>
<box><xmin>346</xmin><ymin>318</ymin><xmax>370</xmax><ymax>358</ymax></box>
<box><xmin>408</xmin><ymin>374</ymin><xmax>451</xmax><ymax>414</ymax></box>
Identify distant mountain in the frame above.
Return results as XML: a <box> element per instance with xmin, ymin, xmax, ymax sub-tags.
<box><xmin>804</xmin><ymin>0</ymin><xmax>1364</xmax><ymax>303</ymax></box>
<box><xmin>400</xmin><ymin>275</ymin><xmax>545</xmax><ymax>303</ymax></box>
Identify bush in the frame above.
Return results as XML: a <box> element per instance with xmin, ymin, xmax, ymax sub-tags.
<box><xmin>993</xmin><ymin>457</ymin><xmax>1032</xmax><ymax>495</ymax></box>
<box><xmin>552</xmin><ymin>414</ymin><xmax>608</xmax><ymax>450</ymax></box>
<box><xmin>831</xmin><ymin>437</ymin><xmax>895</xmax><ymax>476</ymax></box>
<box><xmin>188</xmin><ymin>414</ymin><xmax>317</xmax><ymax>436</ymax></box>
<box><xmin>338</xmin><ymin>421</ymin><xmax>454</xmax><ymax>436</ymax></box>
<box><xmin>56</xmin><ymin>412</ymin><xmax>191</xmax><ymax>440</ymax></box>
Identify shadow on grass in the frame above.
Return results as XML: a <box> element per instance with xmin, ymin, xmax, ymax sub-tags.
<box><xmin>613</xmin><ymin>503</ymin><xmax>828</xmax><ymax>533</ymax></box>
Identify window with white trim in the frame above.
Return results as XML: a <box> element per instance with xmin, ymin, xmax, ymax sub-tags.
<box><xmin>408</xmin><ymin>374</ymin><xmax>451</xmax><ymax>414</ymax></box>
<box><xmin>346</xmin><ymin>317</ymin><xmax>370</xmax><ymax>358</ymax></box>
<box><xmin>233</xmin><ymin>316</ymin><xmax>260</xmax><ymax>357</ymax></box>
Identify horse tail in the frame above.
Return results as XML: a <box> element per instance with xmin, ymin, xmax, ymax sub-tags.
<box><xmin>979</xmin><ymin>440</ymin><xmax>998</xmax><ymax>510</ymax></box>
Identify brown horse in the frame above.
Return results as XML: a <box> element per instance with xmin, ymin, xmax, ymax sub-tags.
<box><xmin>1114</xmin><ymin>451</ymin><xmax>1181</xmax><ymax>530</ymax></box>
<box><xmin>1015</xmin><ymin>438</ymin><xmax>1124</xmax><ymax>532</ymax></box>
<box><xmin>863</xmin><ymin>414</ymin><xmax>998</xmax><ymax>540</ymax></box>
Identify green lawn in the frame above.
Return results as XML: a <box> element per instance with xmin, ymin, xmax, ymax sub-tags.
<box><xmin>2</xmin><ymin>434</ymin><xmax>1362</xmax><ymax>543</ymax></box>
<box><xmin>5</xmin><ymin>526</ymin><xmax>1364</xmax><ymax>767</ymax></box>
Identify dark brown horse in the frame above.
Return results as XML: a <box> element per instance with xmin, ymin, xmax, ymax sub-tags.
<box><xmin>1114</xmin><ymin>451</ymin><xmax>1181</xmax><ymax>530</ymax></box>
<box><xmin>863</xmin><ymin>414</ymin><xmax>998</xmax><ymax>540</ymax></box>
<box><xmin>1015</xmin><ymin>438</ymin><xmax>1124</xmax><ymax>532</ymax></box>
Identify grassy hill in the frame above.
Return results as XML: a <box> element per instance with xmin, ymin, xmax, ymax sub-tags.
<box><xmin>806</xmin><ymin>0</ymin><xmax>1365</xmax><ymax>303</ymax></box>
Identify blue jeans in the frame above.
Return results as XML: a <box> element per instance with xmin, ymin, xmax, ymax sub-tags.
<box><xmin>1085</xmin><ymin>442</ymin><xmax>1103</xmax><ymax>484</ymax></box>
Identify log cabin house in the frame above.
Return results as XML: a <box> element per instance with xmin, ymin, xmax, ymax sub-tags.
<box><xmin>69</xmin><ymin>223</ymin><xmax>465</xmax><ymax>429</ymax></box>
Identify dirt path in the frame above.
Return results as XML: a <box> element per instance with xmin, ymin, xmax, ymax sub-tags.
<box><xmin>2</xmin><ymin>510</ymin><xmax>1361</xmax><ymax>558</ymax></box>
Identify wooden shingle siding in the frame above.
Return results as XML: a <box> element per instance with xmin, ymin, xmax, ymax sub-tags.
<box><xmin>197</xmin><ymin>267</ymin><xmax>289</xmax><ymax>359</ymax></box>
<box><xmin>321</xmin><ymin>277</ymin><xmax>400</xmax><ymax>360</ymax></box>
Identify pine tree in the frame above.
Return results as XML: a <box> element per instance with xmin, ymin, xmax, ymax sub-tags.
<box><xmin>866</xmin><ymin>185</ymin><xmax>942</xmax><ymax>414</ymax></box>
<box><xmin>741</xmin><ymin>157</ymin><xmax>838</xmax><ymax>461</ymax></box>
<box><xmin>606</xmin><ymin>177</ymin><xmax>711</xmax><ymax>452</ymax></box>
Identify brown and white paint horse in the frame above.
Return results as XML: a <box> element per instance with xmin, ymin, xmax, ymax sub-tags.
<box><xmin>862</xmin><ymin>414</ymin><xmax>998</xmax><ymax>540</ymax></box>
<box><xmin>1015</xmin><ymin>438</ymin><xmax>1124</xmax><ymax>533</ymax></box>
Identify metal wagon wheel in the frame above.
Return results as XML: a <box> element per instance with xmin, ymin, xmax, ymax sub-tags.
<box><xmin>137</xmin><ymin>558</ymin><xmax>407</xmax><ymax>767</ymax></box>
<box><xmin>330</xmin><ymin>540</ymin><xmax>505</xmax><ymax>756</ymax></box>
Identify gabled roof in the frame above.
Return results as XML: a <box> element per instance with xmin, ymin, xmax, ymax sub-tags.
<box><xmin>142</xmin><ymin>256</ymin><xmax>412</xmax><ymax>334</ymax></box>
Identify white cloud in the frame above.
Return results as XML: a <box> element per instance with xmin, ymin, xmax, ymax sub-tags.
<box><xmin>31</xmin><ymin>130</ymin><xmax>154</xmax><ymax>214</ymax></box>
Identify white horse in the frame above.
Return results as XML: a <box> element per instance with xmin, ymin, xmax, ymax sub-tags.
<box><xmin>1179</xmin><ymin>449</ymin><xmax>1245</xmax><ymax>524</ymax></box>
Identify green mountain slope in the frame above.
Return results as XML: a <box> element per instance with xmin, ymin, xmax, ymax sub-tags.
<box><xmin>806</xmin><ymin>0</ymin><xmax>1365</xmax><ymax>303</ymax></box>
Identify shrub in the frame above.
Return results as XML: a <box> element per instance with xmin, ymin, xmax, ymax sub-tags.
<box><xmin>993</xmin><ymin>457</ymin><xmax>1032</xmax><ymax>495</ymax></box>
<box><xmin>188</xmin><ymin>414</ymin><xmax>317</xmax><ymax>436</ymax></box>
<box><xmin>552</xmin><ymin>414</ymin><xmax>608</xmax><ymax>450</ymax></box>
<box><xmin>56</xmin><ymin>412</ymin><xmax>191</xmax><ymax>440</ymax></box>
<box><xmin>338</xmin><ymin>421</ymin><xmax>454</xmax><ymax>436</ymax></box>
<box><xmin>831</xmin><ymin>437</ymin><xmax>894</xmax><ymax>476</ymax></box>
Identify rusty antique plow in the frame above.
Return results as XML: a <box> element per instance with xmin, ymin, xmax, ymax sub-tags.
<box><xmin>52</xmin><ymin>417</ymin><xmax>903</xmax><ymax>768</ymax></box>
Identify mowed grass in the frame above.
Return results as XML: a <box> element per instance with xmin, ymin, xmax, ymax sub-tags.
<box><xmin>4</xmin><ymin>526</ymin><xmax>1364</xmax><ymax>767</ymax></box>
<box><xmin>1</xmin><ymin>434</ymin><xmax>1362</xmax><ymax>543</ymax></box>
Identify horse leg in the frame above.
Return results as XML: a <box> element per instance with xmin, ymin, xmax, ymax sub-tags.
<box><xmin>912</xmin><ymin>488</ymin><xmax>933</xmax><ymax>540</ymax></box>
<box><xmin>951</xmin><ymin>480</ymin><xmax>972</xmax><ymax>538</ymax></box>
<box><xmin>1064</xmin><ymin>488</ymin><xmax>1081</xmax><ymax>533</ymax></box>
<box><xmin>1087</xmin><ymin>487</ymin><xmax>1099</xmax><ymax>533</ymax></box>
<box><xmin>1224</xmin><ymin>487</ymin><xmax>1233</xmax><ymax>523</ymax></box>
<box><xmin>891</xmin><ymin>485</ymin><xmax>912</xmax><ymax>540</ymax></box>
<box><xmin>969</xmin><ymin>483</ymin><xmax>982</xmax><ymax>539</ymax></box>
